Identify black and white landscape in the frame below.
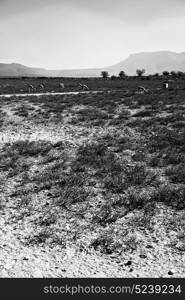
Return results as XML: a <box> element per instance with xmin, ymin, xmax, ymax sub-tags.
<box><xmin>0</xmin><ymin>0</ymin><xmax>185</xmax><ymax>279</ymax></box>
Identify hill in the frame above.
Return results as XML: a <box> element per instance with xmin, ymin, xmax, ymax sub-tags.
<box><xmin>107</xmin><ymin>51</ymin><xmax>185</xmax><ymax>75</ymax></box>
<box><xmin>1</xmin><ymin>51</ymin><xmax>185</xmax><ymax>77</ymax></box>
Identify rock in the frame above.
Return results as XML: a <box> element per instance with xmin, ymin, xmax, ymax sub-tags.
<box><xmin>146</xmin><ymin>244</ymin><xmax>153</xmax><ymax>249</ymax></box>
<box><xmin>47</xmin><ymin>192</ymin><xmax>52</xmax><ymax>197</ymax></box>
<box><xmin>177</xmin><ymin>232</ymin><xmax>185</xmax><ymax>239</ymax></box>
<box><xmin>125</xmin><ymin>260</ymin><xmax>132</xmax><ymax>266</ymax></box>
<box><xmin>176</xmin><ymin>242</ymin><xmax>185</xmax><ymax>251</ymax></box>
<box><xmin>23</xmin><ymin>257</ymin><xmax>29</xmax><ymax>261</ymax></box>
<box><xmin>139</xmin><ymin>253</ymin><xmax>147</xmax><ymax>259</ymax></box>
<box><xmin>168</xmin><ymin>270</ymin><xmax>174</xmax><ymax>276</ymax></box>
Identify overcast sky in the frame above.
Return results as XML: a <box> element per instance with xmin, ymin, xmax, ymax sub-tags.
<box><xmin>0</xmin><ymin>0</ymin><xmax>185</xmax><ymax>69</ymax></box>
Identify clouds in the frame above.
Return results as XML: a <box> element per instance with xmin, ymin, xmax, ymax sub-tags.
<box><xmin>0</xmin><ymin>0</ymin><xmax>185</xmax><ymax>25</ymax></box>
<box><xmin>0</xmin><ymin>0</ymin><xmax>58</xmax><ymax>18</ymax></box>
<box><xmin>66</xmin><ymin>0</ymin><xmax>185</xmax><ymax>25</ymax></box>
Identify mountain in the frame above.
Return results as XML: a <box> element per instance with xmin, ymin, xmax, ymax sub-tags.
<box><xmin>107</xmin><ymin>51</ymin><xmax>185</xmax><ymax>75</ymax></box>
<box><xmin>1</xmin><ymin>51</ymin><xmax>185</xmax><ymax>77</ymax></box>
<box><xmin>0</xmin><ymin>62</ymin><xmax>101</xmax><ymax>77</ymax></box>
<box><xmin>0</xmin><ymin>63</ymin><xmax>48</xmax><ymax>77</ymax></box>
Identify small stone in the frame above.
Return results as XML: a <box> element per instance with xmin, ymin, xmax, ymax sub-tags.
<box><xmin>168</xmin><ymin>270</ymin><xmax>174</xmax><ymax>276</ymax></box>
<box><xmin>125</xmin><ymin>260</ymin><xmax>132</xmax><ymax>266</ymax></box>
<box><xmin>176</xmin><ymin>242</ymin><xmax>185</xmax><ymax>251</ymax></box>
<box><xmin>23</xmin><ymin>257</ymin><xmax>29</xmax><ymax>261</ymax></box>
<box><xmin>177</xmin><ymin>232</ymin><xmax>185</xmax><ymax>239</ymax></box>
<box><xmin>140</xmin><ymin>253</ymin><xmax>147</xmax><ymax>259</ymax></box>
<box><xmin>110</xmin><ymin>254</ymin><xmax>119</xmax><ymax>258</ymax></box>
<box><xmin>129</xmin><ymin>268</ymin><xmax>133</xmax><ymax>272</ymax></box>
<box><xmin>146</xmin><ymin>244</ymin><xmax>153</xmax><ymax>249</ymax></box>
<box><xmin>47</xmin><ymin>193</ymin><xmax>52</xmax><ymax>197</ymax></box>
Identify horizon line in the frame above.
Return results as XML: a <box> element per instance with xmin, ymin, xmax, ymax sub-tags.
<box><xmin>1</xmin><ymin>50</ymin><xmax>185</xmax><ymax>71</ymax></box>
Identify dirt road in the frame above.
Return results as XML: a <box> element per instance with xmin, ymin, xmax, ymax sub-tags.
<box><xmin>0</xmin><ymin>91</ymin><xmax>102</xmax><ymax>98</ymax></box>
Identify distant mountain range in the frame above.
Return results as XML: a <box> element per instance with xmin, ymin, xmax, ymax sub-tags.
<box><xmin>1</xmin><ymin>51</ymin><xmax>185</xmax><ymax>77</ymax></box>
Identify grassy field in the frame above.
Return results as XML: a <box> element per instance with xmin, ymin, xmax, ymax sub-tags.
<box><xmin>0</xmin><ymin>79</ymin><xmax>185</xmax><ymax>277</ymax></box>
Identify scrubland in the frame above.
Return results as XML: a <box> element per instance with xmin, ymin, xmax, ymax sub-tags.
<box><xmin>0</xmin><ymin>82</ymin><xmax>185</xmax><ymax>277</ymax></box>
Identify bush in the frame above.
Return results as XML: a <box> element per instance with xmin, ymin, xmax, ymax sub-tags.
<box><xmin>124</xmin><ymin>163</ymin><xmax>158</xmax><ymax>186</ymax></box>
<box><xmin>2</xmin><ymin>140</ymin><xmax>53</xmax><ymax>157</ymax></box>
<box><xmin>153</xmin><ymin>184</ymin><xmax>185</xmax><ymax>209</ymax></box>
<box><xmin>148</xmin><ymin>128</ymin><xmax>185</xmax><ymax>152</ymax></box>
<box><xmin>90</xmin><ymin>235</ymin><xmax>116</xmax><ymax>254</ymax></box>
<box><xmin>166</xmin><ymin>164</ymin><xmax>185</xmax><ymax>184</ymax></box>
<box><xmin>126</xmin><ymin>187</ymin><xmax>154</xmax><ymax>209</ymax></box>
<box><xmin>76</xmin><ymin>142</ymin><xmax>122</xmax><ymax>175</ymax></box>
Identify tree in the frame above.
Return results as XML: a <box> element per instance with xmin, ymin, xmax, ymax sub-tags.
<box><xmin>119</xmin><ymin>70</ymin><xmax>127</xmax><ymax>79</ymax></box>
<box><xmin>101</xmin><ymin>71</ymin><xmax>109</xmax><ymax>79</ymax></box>
<box><xmin>170</xmin><ymin>70</ymin><xmax>177</xmax><ymax>78</ymax></box>
<box><xmin>177</xmin><ymin>71</ymin><xmax>184</xmax><ymax>78</ymax></box>
<box><xmin>110</xmin><ymin>75</ymin><xmax>117</xmax><ymax>80</ymax></box>
<box><xmin>136</xmin><ymin>69</ymin><xmax>146</xmax><ymax>77</ymax></box>
<box><xmin>162</xmin><ymin>71</ymin><xmax>170</xmax><ymax>76</ymax></box>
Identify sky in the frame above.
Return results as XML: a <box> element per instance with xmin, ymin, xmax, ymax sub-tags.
<box><xmin>0</xmin><ymin>0</ymin><xmax>185</xmax><ymax>69</ymax></box>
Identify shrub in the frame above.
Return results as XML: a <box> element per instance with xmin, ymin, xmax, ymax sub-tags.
<box><xmin>90</xmin><ymin>235</ymin><xmax>116</xmax><ymax>254</ymax></box>
<box><xmin>2</xmin><ymin>140</ymin><xmax>53</xmax><ymax>157</ymax></box>
<box><xmin>76</xmin><ymin>142</ymin><xmax>122</xmax><ymax>176</ymax></box>
<box><xmin>126</xmin><ymin>187</ymin><xmax>154</xmax><ymax>209</ymax></box>
<box><xmin>124</xmin><ymin>163</ymin><xmax>157</xmax><ymax>186</ymax></box>
<box><xmin>153</xmin><ymin>184</ymin><xmax>185</xmax><ymax>209</ymax></box>
<box><xmin>166</xmin><ymin>164</ymin><xmax>185</xmax><ymax>184</ymax></box>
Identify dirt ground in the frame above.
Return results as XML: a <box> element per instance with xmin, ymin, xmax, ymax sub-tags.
<box><xmin>0</xmin><ymin>89</ymin><xmax>185</xmax><ymax>277</ymax></box>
